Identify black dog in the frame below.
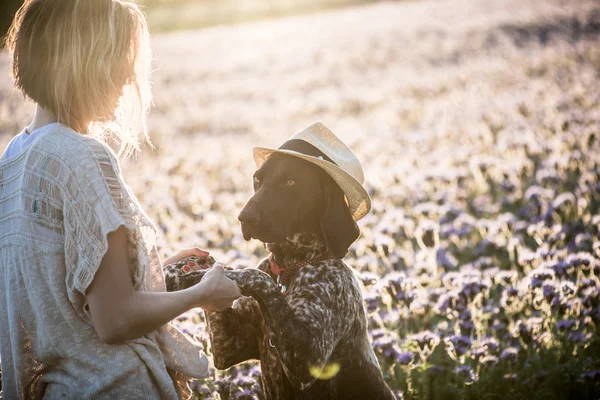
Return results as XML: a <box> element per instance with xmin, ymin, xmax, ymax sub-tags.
<box><xmin>164</xmin><ymin>153</ymin><xmax>394</xmax><ymax>399</ymax></box>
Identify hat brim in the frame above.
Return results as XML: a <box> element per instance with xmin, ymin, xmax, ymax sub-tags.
<box><xmin>253</xmin><ymin>146</ymin><xmax>372</xmax><ymax>221</ymax></box>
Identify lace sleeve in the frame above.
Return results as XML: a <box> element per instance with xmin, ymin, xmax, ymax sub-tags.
<box><xmin>60</xmin><ymin>137</ymin><xmax>156</xmax><ymax>298</ymax></box>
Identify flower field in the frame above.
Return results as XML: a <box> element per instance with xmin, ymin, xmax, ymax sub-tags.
<box><xmin>1</xmin><ymin>0</ymin><xmax>599</xmax><ymax>398</ymax></box>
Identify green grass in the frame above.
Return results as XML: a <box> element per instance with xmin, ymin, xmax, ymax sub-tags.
<box><xmin>138</xmin><ymin>0</ymin><xmax>387</xmax><ymax>32</ymax></box>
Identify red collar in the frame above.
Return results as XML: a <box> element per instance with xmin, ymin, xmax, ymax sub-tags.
<box><xmin>268</xmin><ymin>252</ymin><xmax>334</xmax><ymax>288</ymax></box>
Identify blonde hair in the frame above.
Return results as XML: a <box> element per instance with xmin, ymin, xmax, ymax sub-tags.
<box><xmin>5</xmin><ymin>0</ymin><xmax>152</xmax><ymax>157</ymax></box>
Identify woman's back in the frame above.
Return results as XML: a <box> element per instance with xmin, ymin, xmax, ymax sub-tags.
<box><xmin>0</xmin><ymin>124</ymin><xmax>208</xmax><ymax>399</ymax></box>
<box><xmin>1</xmin><ymin>1</ymin><xmax>242</xmax><ymax>397</ymax></box>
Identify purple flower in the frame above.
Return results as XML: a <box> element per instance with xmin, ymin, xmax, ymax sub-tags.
<box><xmin>435</xmin><ymin>291</ymin><xmax>456</xmax><ymax>314</ymax></box>
<box><xmin>566</xmin><ymin>252</ymin><xmax>595</xmax><ymax>270</ymax></box>
<box><xmin>445</xmin><ymin>335</ymin><xmax>472</xmax><ymax>356</ymax></box>
<box><xmin>501</xmin><ymin>286</ymin><xmax>523</xmax><ymax>310</ymax></box>
<box><xmin>232</xmin><ymin>375</ymin><xmax>257</xmax><ymax>388</ymax></box>
<box><xmin>579</xmin><ymin>370</ymin><xmax>600</xmax><ymax>383</ymax></box>
<box><xmin>542</xmin><ymin>281</ymin><xmax>559</xmax><ymax>302</ymax></box>
<box><xmin>556</xmin><ymin>319</ymin><xmax>577</xmax><ymax>332</ymax></box>
<box><xmin>472</xmin><ymin>337</ymin><xmax>500</xmax><ymax>359</ymax></box>
<box><xmin>528</xmin><ymin>268</ymin><xmax>555</xmax><ymax>288</ymax></box>
<box><xmin>567</xmin><ymin>331</ymin><xmax>586</xmax><ymax>343</ymax></box>
<box><xmin>415</xmin><ymin>220</ymin><xmax>440</xmax><ymax>248</ymax></box>
<box><xmin>491</xmin><ymin>320</ymin><xmax>508</xmax><ymax>335</ymax></box>
<box><xmin>410</xmin><ymin>331</ymin><xmax>441</xmax><ymax>351</ymax></box>
<box><xmin>579</xmin><ymin>278</ymin><xmax>596</xmax><ymax>290</ymax></box>
<box><xmin>384</xmin><ymin>273</ymin><xmax>416</xmax><ymax>306</ymax></box>
<box><xmin>248</xmin><ymin>365</ymin><xmax>262</xmax><ymax>378</ymax></box>
<box><xmin>495</xmin><ymin>270</ymin><xmax>518</xmax><ymax>285</ymax></box>
<box><xmin>551</xmin><ymin>192</ymin><xmax>576</xmax><ymax>211</ymax></box>
<box><xmin>500</xmin><ymin>347</ymin><xmax>519</xmax><ymax>363</ymax></box>
<box><xmin>561</xmin><ymin>281</ymin><xmax>577</xmax><ymax>298</ymax></box>
<box><xmin>373</xmin><ymin>335</ymin><xmax>398</xmax><ymax>352</ymax></box>
<box><xmin>512</xmin><ymin>318</ymin><xmax>544</xmax><ymax>344</ymax></box>
<box><xmin>436</xmin><ymin>248</ymin><xmax>458</xmax><ymax>270</ymax></box>
<box><xmin>191</xmin><ymin>381</ymin><xmax>214</xmax><ymax>397</ymax></box>
<box><xmin>372</xmin><ymin>334</ymin><xmax>403</xmax><ymax>362</ymax></box>
<box><xmin>480</xmin><ymin>355</ymin><xmax>499</xmax><ymax>366</ymax></box>
<box><xmin>547</xmin><ymin>259</ymin><xmax>570</xmax><ymax>277</ymax></box>
<box><xmin>359</xmin><ymin>271</ymin><xmax>379</xmax><ymax>287</ymax></box>
<box><xmin>396</xmin><ymin>351</ymin><xmax>414</xmax><ymax>366</ymax></box>
<box><xmin>442</xmin><ymin>214</ymin><xmax>476</xmax><ymax>238</ymax></box>
<box><xmin>483</xmin><ymin>337</ymin><xmax>500</xmax><ymax>352</ymax></box>
<box><xmin>370</xmin><ymin>328</ymin><xmax>389</xmax><ymax>340</ymax></box>
<box><xmin>471</xmin><ymin>346</ymin><xmax>487</xmax><ymax>358</ymax></box>
<box><xmin>459</xmin><ymin>276</ymin><xmax>491</xmax><ymax>301</ymax></box>
<box><xmin>574</xmin><ymin>233</ymin><xmax>593</xmax><ymax>251</ymax></box>
<box><xmin>458</xmin><ymin>320</ymin><xmax>475</xmax><ymax>336</ymax></box>
<box><xmin>456</xmin><ymin>365</ymin><xmax>479</xmax><ymax>384</ymax></box>
<box><xmin>503</xmin><ymin>373</ymin><xmax>518</xmax><ymax>382</ymax></box>
<box><xmin>364</xmin><ymin>292</ymin><xmax>382</xmax><ymax>313</ymax></box>
<box><xmin>233</xmin><ymin>388</ymin><xmax>257</xmax><ymax>400</ymax></box>
<box><xmin>524</xmin><ymin>185</ymin><xmax>552</xmax><ymax>203</ymax></box>
<box><xmin>427</xmin><ymin>365</ymin><xmax>445</xmax><ymax>376</ymax></box>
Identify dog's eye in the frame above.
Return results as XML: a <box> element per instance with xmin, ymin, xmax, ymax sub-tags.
<box><xmin>253</xmin><ymin>176</ymin><xmax>261</xmax><ymax>187</ymax></box>
<box><xmin>286</xmin><ymin>179</ymin><xmax>296</xmax><ymax>187</ymax></box>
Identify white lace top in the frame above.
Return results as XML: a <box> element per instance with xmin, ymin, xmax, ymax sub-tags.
<box><xmin>0</xmin><ymin>124</ymin><xmax>208</xmax><ymax>399</ymax></box>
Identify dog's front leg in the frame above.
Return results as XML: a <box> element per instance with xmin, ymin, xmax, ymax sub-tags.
<box><xmin>228</xmin><ymin>267</ymin><xmax>353</xmax><ymax>392</ymax></box>
<box><xmin>163</xmin><ymin>265</ymin><xmax>263</xmax><ymax>369</ymax></box>
<box><xmin>164</xmin><ymin>262</ymin><xmax>349</xmax><ymax>388</ymax></box>
<box><xmin>205</xmin><ymin>296</ymin><xmax>262</xmax><ymax>369</ymax></box>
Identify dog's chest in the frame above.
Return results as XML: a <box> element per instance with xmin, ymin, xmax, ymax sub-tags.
<box><xmin>255</xmin><ymin>282</ymin><xmax>308</xmax><ymax>395</ymax></box>
<box><xmin>258</xmin><ymin>321</ymin><xmax>290</xmax><ymax>397</ymax></box>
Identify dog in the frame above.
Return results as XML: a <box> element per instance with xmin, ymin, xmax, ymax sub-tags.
<box><xmin>164</xmin><ymin>123</ymin><xmax>395</xmax><ymax>399</ymax></box>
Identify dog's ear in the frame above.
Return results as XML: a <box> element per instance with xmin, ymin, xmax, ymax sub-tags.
<box><xmin>320</xmin><ymin>177</ymin><xmax>360</xmax><ymax>259</ymax></box>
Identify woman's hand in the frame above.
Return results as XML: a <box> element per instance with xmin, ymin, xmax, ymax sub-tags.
<box><xmin>88</xmin><ymin>229</ymin><xmax>239</xmax><ymax>343</ymax></box>
<box><xmin>162</xmin><ymin>247</ymin><xmax>209</xmax><ymax>267</ymax></box>
<box><xmin>193</xmin><ymin>263</ymin><xmax>241</xmax><ymax>312</ymax></box>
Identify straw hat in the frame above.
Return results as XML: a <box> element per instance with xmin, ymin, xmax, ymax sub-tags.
<box><xmin>253</xmin><ymin>122</ymin><xmax>372</xmax><ymax>221</ymax></box>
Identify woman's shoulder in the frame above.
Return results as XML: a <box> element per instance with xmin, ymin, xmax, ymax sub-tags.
<box><xmin>33</xmin><ymin>124</ymin><xmax>121</xmax><ymax>177</ymax></box>
<box><xmin>39</xmin><ymin>124</ymin><xmax>117</xmax><ymax>161</ymax></box>
<box><xmin>1</xmin><ymin>130</ymin><xmax>26</xmax><ymax>160</ymax></box>
<box><xmin>29</xmin><ymin>125</ymin><xmax>124</xmax><ymax>198</ymax></box>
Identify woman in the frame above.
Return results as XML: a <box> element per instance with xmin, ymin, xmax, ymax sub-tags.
<box><xmin>0</xmin><ymin>0</ymin><xmax>241</xmax><ymax>398</ymax></box>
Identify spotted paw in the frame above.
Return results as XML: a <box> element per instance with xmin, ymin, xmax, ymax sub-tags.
<box><xmin>163</xmin><ymin>254</ymin><xmax>217</xmax><ymax>291</ymax></box>
<box><xmin>170</xmin><ymin>254</ymin><xmax>217</xmax><ymax>273</ymax></box>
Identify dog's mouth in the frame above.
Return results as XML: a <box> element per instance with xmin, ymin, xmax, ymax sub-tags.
<box><xmin>240</xmin><ymin>222</ymin><xmax>283</xmax><ymax>244</ymax></box>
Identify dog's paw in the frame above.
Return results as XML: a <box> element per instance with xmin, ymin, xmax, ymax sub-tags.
<box><xmin>166</xmin><ymin>270</ymin><xmax>208</xmax><ymax>291</ymax></box>
<box><xmin>175</xmin><ymin>254</ymin><xmax>217</xmax><ymax>273</ymax></box>
<box><xmin>223</xmin><ymin>269</ymin><xmax>276</xmax><ymax>297</ymax></box>
<box><xmin>163</xmin><ymin>254</ymin><xmax>216</xmax><ymax>291</ymax></box>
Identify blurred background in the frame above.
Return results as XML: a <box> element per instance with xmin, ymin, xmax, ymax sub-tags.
<box><xmin>1</xmin><ymin>0</ymin><xmax>600</xmax><ymax>399</ymax></box>
<box><xmin>1</xmin><ymin>0</ymin><xmax>387</xmax><ymax>37</ymax></box>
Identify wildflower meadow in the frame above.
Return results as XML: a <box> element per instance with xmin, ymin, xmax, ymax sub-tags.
<box><xmin>1</xmin><ymin>0</ymin><xmax>599</xmax><ymax>398</ymax></box>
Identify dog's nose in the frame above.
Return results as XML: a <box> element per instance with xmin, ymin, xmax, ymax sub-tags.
<box><xmin>238</xmin><ymin>208</ymin><xmax>259</xmax><ymax>226</ymax></box>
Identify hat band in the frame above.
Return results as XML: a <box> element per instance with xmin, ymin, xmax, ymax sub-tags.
<box><xmin>278</xmin><ymin>139</ymin><xmax>338</xmax><ymax>165</ymax></box>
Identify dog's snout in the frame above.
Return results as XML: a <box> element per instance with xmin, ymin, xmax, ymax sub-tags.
<box><xmin>238</xmin><ymin>208</ymin><xmax>259</xmax><ymax>225</ymax></box>
<box><xmin>239</xmin><ymin>205</ymin><xmax>261</xmax><ymax>241</ymax></box>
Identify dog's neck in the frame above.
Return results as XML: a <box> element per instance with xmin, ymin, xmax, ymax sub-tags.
<box><xmin>266</xmin><ymin>232</ymin><xmax>329</xmax><ymax>267</ymax></box>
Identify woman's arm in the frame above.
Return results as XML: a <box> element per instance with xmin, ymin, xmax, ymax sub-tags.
<box><xmin>163</xmin><ymin>260</ymin><xmax>263</xmax><ymax>369</ymax></box>
<box><xmin>86</xmin><ymin>226</ymin><xmax>241</xmax><ymax>344</ymax></box>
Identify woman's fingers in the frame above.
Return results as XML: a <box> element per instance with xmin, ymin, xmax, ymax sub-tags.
<box><xmin>207</xmin><ymin>263</ymin><xmax>224</xmax><ymax>275</ymax></box>
<box><xmin>176</xmin><ymin>247</ymin><xmax>209</xmax><ymax>260</ymax></box>
<box><xmin>162</xmin><ymin>247</ymin><xmax>210</xmax><ymax>267</ymax></box>
<box><xmin>188</xmin><ymin>247</ymin><xmax>210</xmax><ymax>257</ymax></box>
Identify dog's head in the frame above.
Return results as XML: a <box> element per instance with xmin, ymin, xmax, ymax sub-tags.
<box><xmin>238</xmin><ymin>153</ymin><xmax>360</xmax><ymax>258</ymax></box>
